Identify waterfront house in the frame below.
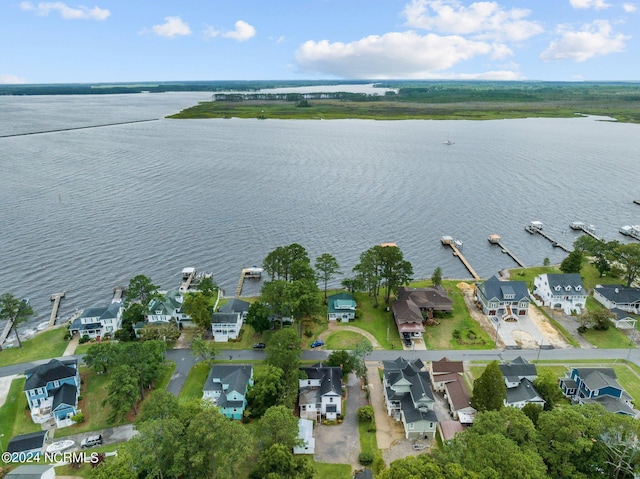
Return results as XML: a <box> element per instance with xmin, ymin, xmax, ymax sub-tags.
<box><xmin>146</xmin><ymin>290</ymin><xmax>190</xmax><ymax>325</ymax></box>
<box><xmin>68</xmin><ymin>301</ymin><xmax>122</xmax><ymax>340</ymax></box>
<box><xmin>392</xmin><ymin>286</ymin><xmax>453</xmax><ymax>339</ymax></box>
<box><xmin>202</xmin><ymin>364</ymin><xmax>253</xmax><ymax>420</ymax></box>
<box><xmin>382</xmin><ymin>357</ymin><xmax>437</xmax><ymax>440</ymax></box>
<box><xmin>293</xmin><ymin>418</ymin><xmax>315</xmax><ymax>454</ymax></box>
<box><xmin>298</xmin><ymin>363</ymin><xmax>343</xmax><ymax>421</ymax></box>
<box><xmin>23</xmin><ymin>359</ymin><xmax>80</xmax><ymax>426</ymax></box>
<box><xmin>327</xmin><ymin>292</ymin><xmax>357</xmax><ymax>322</ymax></box>
<box><xmin>533</xmin><ymin>273</ymin><xmax>587</xmax><ymax>314</ymax></box>
<box><xmin>211</xmin><ymin>312</ymin><xmax>242</xmax><ymax>342</ymax></box>
<box><xmin>560</xmin><ymin>367</ymin><xmax>636</xmax><ymax>416</ymax></box>
<box><xmin>475</xmin><ymin>275</ymin><xmax>530</xmax><ymax>319</ymax></box>
<box><xmin>6</xmin><ymin>431</ymin><xmax>48</xmax><ymax>457</ymax></box>
<box><xmin>593</xmin><ymin>285</ymin><xmax>640</xmax><ymax>315</ymax></box>
<box><xmin>219</xmin><ymin>298</ymin><xmax>250</xmax><ymax>319</ymax></box>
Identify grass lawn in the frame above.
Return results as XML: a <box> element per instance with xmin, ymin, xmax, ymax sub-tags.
<box><xmin>358</xmin><ymin>419</ymin><xmax>381</xmax><ymax>466</ymax></box>
<box><xmin>178</xmin><ymin>362</ymin><xmax>210</xmax><ymax>403</ymax></box>
<box><xmin>508</xmin><ymin>266</ymin><xmax>561</xmax><ymax>290</ymax></box>
<box><xmin>313</xmin><ymin>461</ymin><xmax>352</xmax><ymax>479</ymax></box>
<box><xmin>0</xmin><ymin>327</ymin><xmax>69</xmax><ymax>367</ymax></box>
<box><xmin>348</xmin><ymin>292</ymin><xmax>402</xmax><ymax>350</ymax></box>
<box><xmin>0</xmin><ymin>377</ymin><xmax>41</xmax><ymax>455</ymax></box>
<box><xmin>325</xmin><ymin>330</ymin><xmax>369</xmax><ymax>350</ymax></box>
<box><xmin>581</xmin><ymin>326</ymin><xmax>633</xmax><ymax>349</ymax></box>
<box><xmin>612</xmin><ymin>365</ymin><xmax>640</xmax><ymax>405</ymax></box>
<box><xmin>53</xmin><ymin>443</ymin><xmax>119</xmax><ymax>478</ymax></box>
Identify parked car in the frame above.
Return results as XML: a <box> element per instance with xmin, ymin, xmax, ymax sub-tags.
<box><xmin>81</xmin><ymin>435</ymin><xmax>102</xmax><ymax>448</ymax></box>
<box><xmin>310</xmin><ymin>340</ymin><xmax>325</xmax><ymax>348</ymax></box>
<box><xmin>253</xmin><ymin>342</ymin><xmax>266</xmax><ymax>349</ymax></box>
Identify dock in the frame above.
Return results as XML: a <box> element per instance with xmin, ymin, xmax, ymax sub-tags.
<box><xmin>570</xmin><ymin>222</ymin><xmax>604</xmax><ymax>242</ymax></box>
<box><xmin>0</xmin><ymin>320</ymin><xmax>13</xmax><ymax>346</ymax></box>
<box><xmin>620</xmin><ymin>225</ymin><xmax>640</xmax><ymax>241</ymax></box>
<box><xmin>179</xmin><ymin>267</ymin><xmax>196</xmax><ymax>293</ymax></box>
<box><xmin>48</xmin><ymin>292</ymin><xmax>65</xmax><ymax>327</ymax></box>
<box><xmin>634</xmin><ymin>200</ymin><xmax>640</xmax><ymax>206</ymax></box>
<box><xmin>488</xmin><ymin>235</ymin><xmax>527</xmax><ymax>268</ymax></box>
<box><xmin>235</xmin><ymin>267</ymin><xmax>263</xmax><ymax>297</ymax></box>
<box><xmin>112</xmin><ymin>287</ymin><xmax>126</xmax><ymax>303</ymax></box>
<box><xmin>441</xmin><ymin>236</ymin><xmax>481</xmax><ymax>280</ymax></box>
<box><xmin>525</xmin><ymin>222</ymin><xmax>571</xmax><ymax>252</ymax></box>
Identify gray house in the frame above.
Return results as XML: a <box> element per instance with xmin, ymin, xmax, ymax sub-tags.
<box><xmin>475</xmin><ymin>275</ymin><xmax>530</xmax><ymax>319</ymax></box>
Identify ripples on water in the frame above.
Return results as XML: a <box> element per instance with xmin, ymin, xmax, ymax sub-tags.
<box><xmin>1</xmin><ymin>93</ymin><xmax>639</xmax><ymax>335</ymax></box>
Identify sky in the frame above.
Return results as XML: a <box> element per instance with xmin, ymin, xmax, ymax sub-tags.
<box><xmin>2</xmin><ymin>0</ymin><xmax>639</xmax><ymax>84</ymax></box>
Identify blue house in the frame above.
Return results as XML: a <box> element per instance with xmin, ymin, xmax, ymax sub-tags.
<box><xmin>23</xmin><ymin>359</ymin><xmax>80</xmax><ymax>426</ymax></box>
<box><xmin>560</xmin><ymin>368</ymin><xmax>636</xmax><ymax>417</ymax></box>
<box><xmin>202</xmin><ymin>364</ymin><xmax>253</xmax><ymax>420</ymax></box>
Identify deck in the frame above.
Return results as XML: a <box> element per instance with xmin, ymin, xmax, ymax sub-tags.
<box><xmin>48</xmin><ymin>292</ymin><xmax>65</xmax><ymax>327</ymax></box>
<box><xmin>441</xmin><ymin>237</ymin><xmax>480</xmax><ymax>280</ymax></box>
<box><xmin>488</xmin><ymin>235</ymin><xmax>527</xmax><ymax>268</ymax></box>
<box><xmin>525</xmin><ymin>223</ymin><xmax>571</xmax><ymax>252</ymax></box>
<box><xmin>235</xmin><ymin>268</ymin><xmax>263</xmax><ymax>297</ymax></box>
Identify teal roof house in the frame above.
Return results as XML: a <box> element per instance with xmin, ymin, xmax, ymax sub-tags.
<box><xmin>327</xmin><ymin>292</ymin><xmax>356</xmax><ymax>322</ymax></box>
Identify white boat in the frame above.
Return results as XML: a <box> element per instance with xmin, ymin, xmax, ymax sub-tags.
<box><xmin>46</xmin><ymin>440</ymin><xmax>75</xmax><ymax>453</ymax></box>
<box><xmin>443</xmin><ymin>139</ymin><xmax>454</xmax><ymax>145</ymax></box>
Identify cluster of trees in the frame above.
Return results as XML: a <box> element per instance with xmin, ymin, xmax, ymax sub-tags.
<box><xmin>91</xmin><ymin>392</ymin><xmax>313</xmax><ymax>479</ymax></box>
<box><xmin>84</xmin><ymin>341</ymin><xmax>167</xmax><ymax>423</ymax></box>
<box><xmin>562</xmin><ymin>236</ymin><xmax>640</xmax><ymax>287</ymax></box>
<box><xmin>325</xmin><ymin>341</ymin><xmax>373</xmax><ymax>379</ymax></box>
<box><xmin>0</xmin><ymin>293</ymin><xmax>35</xmax><ymax>348</ymax></box>
<box><xmin>381</xmin><ymin>404</ymin><xmax>640</xmax><ymax>479</ymax></box>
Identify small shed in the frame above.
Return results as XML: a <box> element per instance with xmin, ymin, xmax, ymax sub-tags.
<box><xmin>6</xmin><ymin>465</ymin><xmax>55</xmax><ymax>479</ymax></box>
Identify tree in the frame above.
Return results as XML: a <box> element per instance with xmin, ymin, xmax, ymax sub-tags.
<box><xmin>84</xmin><ymin>342</ymin><xmax>118</xmax><ymax>374</ymax></box>
<box><xmin>104</xmin><ymin>365</ymin><xmax>140</xmax><ymax>423</ymax></box>
<box><xmin>247</xmin><ymin>364</ymin><xmax>287</xmax><ymax>417</ymax></box>
<box><xmin>182</xmin><ymin>292</ymin><xmax>212</xmax><ymax>331</ymax></box>
<box><xmin>251</xmin><ymin>443</ymin><xmax>315</xmax><ymax>479</ymax></box>
<box><xmin>431</xmin><ymin>266</ymin><xmax>443</xmax><ymax>287</ymax></box>
<box><xmin>118</xmin><ymin>302</ymin><xmax>144</xmax><ymax>341</ymax></box>
<box><xmin>376</xmin><ymin>244</ymin><xmax>414</xmax><ymax>304</ymax></box>
<box><xmin>521</xmin><ymin>402</ymin><xmax>543</xmax><ymax>426</ymax></box>
<box><xmin>140</xmin><ymin>322</ymin><xmax>180</xmax><ymax>342</ymax></box>
<box><xmin>265</xmin><ymin>328</ymin><xmax>301</xmax><ymax>407</ymax></box>
<box><xmin>533</xmin><ymin>369</ymin><xmax>564</xmax><ymax>410</ymax></box>
<box><xmin>263</xmin><ymin>243</ymin><xmax>314</xmax><ymax>282</ymax></box>
<box><xmin>470</xmin><ymin>361</ymin><xmax>506</xmax><ymax>412</ymax></box>
<box><xmin>191</xmin><ymin>334</ymin><xmax>217</xmax><ymax>366</ymax></box>
<box><xmin>0</xmin><ymin>294</ymin><xmax>35</xmax><ymax>348</ymax></box>
<box><xmin>613</xmin><ymin>243</ymin><xmax>640</xmax><ymax>287</ymax></box>
<box><xmin>136</xmin><ymin>389</ymin><xmax>180</xmax><ymax>423</ymax></box>
<box><xmin>197</xmin><ymin>276</ymin><xmax>218</xmax><ymax>299</ymax></box>
<box><xmin>353</xmin><ymin>248</ymin><xmax>382</xmax><ymax>305</ymax></box>
<box><xmin>315</xmin><ymin>253</ymin><xmax>341</xmax><ymax>301</ymax></box>
<box><xmin>579</xmin><ymin>308</ymin><xmax>616</xmax><ymax>331</ymax></box>
<box><xmin>125</xmin><ymin>274</ymin><xmax>158</xmax><ymax>306</ymax></box>
<box><xmin>325</xmin><ymin>350</ymin><xmax>355</xmax><ymax>376</ymax></box>
<box><xmin>560</xmin><ymin>249</ymin><xmax>583</xmax><ymax>274</ymax></box>
<box><xmin>127</xmin><ymin>417</ymin><xmax>184</xmax><ymax>479</ymax></box>
<box><xmin>246</xmin><ymin>301</ymin><xmax>272</xmax><ymax>333</ymax></box>
<box><xmin>351</xmin><ymin>339</ymin><xmax>373</xmax><ymax>378</ymax></box>
<box><xmin>469</xmin><ymin>407</ymin><xmax>537</xmax><ymax>448</ymax></box>
<box><xmin>259</xmin><ymin>405</ymin><xmax>302</xmax><ymax>450</ymax></box>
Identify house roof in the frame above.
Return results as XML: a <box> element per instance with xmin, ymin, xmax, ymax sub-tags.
<box><xmin>204</xmin><ymin>364</ymin><xmax>253</xmax><ymax>395</ymax></box>
<box><xmin>477</xmin><ymin>275</ymin><xmax>529</xmax><ymax>303</ymax></box>
<box><xmin>327</xmin><ymin>292</ymin><xmax>356</xmax><ymax>314</ymax></box>
<box><xmin>7</xmin><ymin>431</ymin><xmax>48</xmax><ymax>453</ymax></box>
<box><xmin>595</xmin><ymin>285</ymin><xmax>640</xmax><ymax>304</ymax></box>
<box><xmin>299</xmin><ymin>364</ymin><xmax>342</xmax><ymax>396</ymax></box>
<box><xmin>505</xmin><ymin>378</ymin><xmax>544</xmax><ymax>405</ymax></box>
<box><xmin>6</xmin><ymin>465</ymin><xmax>55</xmax><ymax>478</ymax></box>
<box><xmin>401</xmin><ymin>394</ymin><xmax>438</xmax><ymax>423</ymax></box>
<box><xmin>354</xmin><ymin>469</ymin><xmax>374</xmax><ymax>479</ymax></box>
<box><xmin>444</xmin><ymin>377</ymin><xmax>472</xmax><ymax>411</ymax></box>
<box><xmin>383</xmin><ymin>357</ymin><xmax>435</xmax><ymax>420</ymax></box>
<box><xmin>211</xmin><ymin>312</ymin><xmax>241</xmax><ymax>325</ymax></box>
<box><xmin>24</xmin><ymin>359</ymin><xmax>78</xmax><ymax>390</ymax></box>
<box><xmin>219</xmin><ymin>299</ymin><xmax>250</xmax><ymax>314</ymax></box>
<box><xmin>80</xmin><ymin>302</ymin><xmax>122</xmax><ymax>320</ymax></box>
<box><xmin>543</xmin><ymin>273</ymin><xmax>587</xmax><ymax>296</ymax></box>
<box><xmin>52</xmin><ymin>383</ymin><xmax>77</xmax><ymax>411</ymax></box>
<box><xmin>612</xmin><ymin>308</ymin><xmax>637</xmax><ymax>321</ymax></box>
<box><xmin>392</xmin><ymin>286</ymin><xmax>453</xmax><ymax>325</ymax></box>
<box><xmin>432</xmin><ymin>357</ymin><xmax>464</xmax><ymax>374</ymax></box>
<box><xmin>439</xmin><ymin>421</ymin><xmax>464</xmax><ymax>442</ymax></box>
<box><xmin>584</xmin><ymin>396</ymin><xmax>636</xmax><ymax>416</ymax></box>
<box><xmin>574</xmin><ymin>368</ymin><xmax>622</xmax><ymax>392</ymax></box>
<box><xmin>500</xmin><ymin>356</ymin><xmax>537</xmax><ymax>383</ymax></box>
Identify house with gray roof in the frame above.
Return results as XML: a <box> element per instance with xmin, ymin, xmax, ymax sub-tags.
<box><xmin>211</xmin><ymin>311</ymin><xmax>243</xmax><ymax>342</ymax></box>
<box><xmin>499</xmin><ymin>356</ymin><xmax>538</xmax><ymax>388</ymax></box>
<box><xmin>327</xmin><ymin>292</ymin><xmax>357</xmax><ymax>322</ymax></box>
<box><xmin>382</xmin><ymin>357</ymin><xmax>437</xmax><ymax>440</ymax></box>
<box><xmin>299</xmin><ymin>363</ymin><xmax>342</xmax><ymax>421</ymax></box>
<box><xmin>475</xmin><ymin>275</ymin><xmax>530</xmax><ymax>319</ymax></box>
<box><xmin>23</xmin><ymin>359</ymin><xmax>80</xmax><ymax>426</ymax></box>
<box><xmin>68</xmin><ymin>301</ymin><xmax>122</xmax><ymax>340</ymax></box>
<box><xmin>533</xmin><ymin>273</ymin><xmax>587</xmax><ymax>314</ymax></box>
<box><xmin>611</xmin><ymin>307</ymin><xmax>638</xmax><ymax>329</ymax></box>
<box><xmin>219</xmin><ymin>298</ymin><xmax>250</xmax><ymax>318</ymax></box>
<box><xmin>7</xmin><ymin>431</ymin><xmax>48</xmax><ymax>457</ymax></box>
<box><xmin>5</xmin><ymin>464</ymin><xmax>55</xmax><ymax>479</ymax></box>
<box><xmin>203</xmin><ymin>364</ymin><xmax>253</xmax><ymax>420</ymax></box>
<box><xmin>146</xmin><ymin>290</ymin><xmax>190</xmax><ymax>325</ymax></box>
<box><xmin>392</xmin><ymin>286</ymin><xmax>453</xmax><ymax>339</ymax></box>
<box><xmin>505</xmin><ymin>378</ymin><xmax>545</xmax><ymax>409</ymax></box>
<box><xmin>593</xmin><ymin>285</ymin><xmax>640</xmax><ymax>315</ymax></box>
<box><xmin>560</xmin><ymin>367</ymin><xmax>636</xmax><ymax>417</ymax></box>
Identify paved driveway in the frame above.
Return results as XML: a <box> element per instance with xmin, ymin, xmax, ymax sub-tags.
<box><xmin>314</xmin><ymin>372</ymin><xmax>366</xmax><ymax>467</ymax></box>
<box><xmin>49</xmin><ymin>424</ymin><xmax>137</xmax><ymax>451</ymax></box>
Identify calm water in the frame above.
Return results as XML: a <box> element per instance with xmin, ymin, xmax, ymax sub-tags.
<box><xmin>1</xmin><ymin>92</ymin><xmax>639</xmax><ymax>338</ymax></box>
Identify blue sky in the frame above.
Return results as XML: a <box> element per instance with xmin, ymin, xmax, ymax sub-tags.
<box><xmin>2</xmin><ymin>0</ymin><xmax>639</xmax><ymax>84</ymax></box>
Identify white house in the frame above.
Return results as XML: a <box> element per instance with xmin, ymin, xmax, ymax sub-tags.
<box><xmin>533</xmin><ymin>273</ymin><xmax>587</xmax><ymax>314</ymax></box>
<box><xmin>499</xmin><ymin>357</ymin><xmax>545</xmax><ymax>409</ymax></box>
<box><xmin>68</xmin><ymin>301</ymin><xmax>123</xmax><ymax>340</ymax></box>
<box><xmin>327</xmin><ymin>292</ymin><xmax>357</xmax><ymax>322</ymax></box>
<box><xmin>146</xmin><ymin>290</ymin><xmax>190</xmax><ymax>325</ymax></box>
<box><xmin>293</xmin><ymin>418</ymin><xmax>315</xmax><ymax>454</ymax></box>
<box><xmin>593</xmin><ymin>285</ymin><xmax>640</xmax><ymax>315</ymax></box>
<box><xmin>211</xmin><ymin>312</ymin><xmax>243</xmax><ymax>342</ymax></box>
<box><xmin>298</xmin><ymin>364</ymin><xmax>342</xmax><ymax>421</ymax></box>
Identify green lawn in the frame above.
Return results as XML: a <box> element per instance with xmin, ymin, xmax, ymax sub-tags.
<box><xmin>612</xmin><ymin>366</ymin><xmax>640</xmax><ymax>405</ymax></box>
<box><xmin>0</xmin><ymin>377</ymin><xmax>41</xmax><ymax>457</ymax></box>
<box><xmin>178</xmin><ymin>362</ymin><xmax>210</xmax><ymax>403</ymax></box>
<box><xmin>358</xmin><ymin>419</ymin><xmax>381</xmax><ymax>466</ymax></box>
<box><xmin>313</xmin><ymin>461</ymin><xmax>352</xmax><ymax>479</ymax></box>
<box><xmin>325</xmin><ymin>330</ymin><xmax>369</xmax><ymax>350</ymax></box>
<box><xmin>581</xmin><ymin>326</ymin><xmax>633</xmax><ymax>349</ymax></box>
<box><xmin>348</xmin><ymin>292</ymin><xmax>402</xmax><ymax>350</ymax></box>
<box><xmin>0</xmin><ymin>327</ymin><xmax>69</xmax><ymax>367</ymax></box>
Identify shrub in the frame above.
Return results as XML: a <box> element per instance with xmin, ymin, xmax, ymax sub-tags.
<box><xmin>79</xmin><ymin>335</ymin><xmax>91</xmax><ymax>344</ymax></box>
<box><xmin>304</xmin><ymin>330</ymin><xmax>313</xmax><ymax>338</ymax></box>
<box><xmin>357</xmin><ymin>406</ymin><xmax>374</xmax><ymax>422</ymax></box>
<box><xmin>359</xmin><ymin>452</ymin><xmax>374</xmax><ymax>466</ymax></box>
<box><xmin>71</xmin><ymin>413</ymin><xmax>85</xmax><ymax>423</ymax></box>
<box><xmin>452</xmin><ymin>329</ymin><xmax>462</xmax><ymax>340</ymax></box>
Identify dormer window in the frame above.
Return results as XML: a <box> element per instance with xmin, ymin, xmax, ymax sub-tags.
<box><xmin>565</xmin><ymin>286</ymin><xmax>572</xmax><ymax>291</ymax></box>
<box><xmin>554</xmin><ymin>285</ymin><xmax>562</xmax><ymax>291</ymax></box>
<box><xmin>575</xmin><ymin>285</ymin><xmax>582</xmax><ymax>291</ymax></box>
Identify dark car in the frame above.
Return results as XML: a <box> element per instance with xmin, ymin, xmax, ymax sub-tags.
<box><xmin>310</xmin><ymin>340</ymin><xmax>325</xmax><ymax>348</ymax></box>
<box><xmin>253</xmin><ymin>342</ymin><xmax>266</xmax><ymax>349</ymax></box>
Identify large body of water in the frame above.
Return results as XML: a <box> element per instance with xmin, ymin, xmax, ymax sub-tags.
<box><xmin>1</xmin><ymin>90</ymin><xmax>639</xmax><ymax>338</ymax></box>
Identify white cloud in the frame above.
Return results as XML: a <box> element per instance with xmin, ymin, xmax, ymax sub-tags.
<box><xmin>151</xmin><ymin>16</ymin><xmax>191</xmax><ymax>38</ymax></box>
<box><xmin>295</xmin><ymin>31</ymin><xmax>500</xmax><ymax>79</ymax></box>
<box><xmin>540</xmin><ymin>20</ymin><xmax>628</xmax><ymax>62</ymax></box>
<box><xmin>622</xmin><ymin>3</ymin><xmax>637</xmax><ymax>12</ymax></box>
<box><xmin>20</xmin><ymin>1</ymin><xmax>110</xmax><ymax>20</ymax></box>
<box><xmin>402</xmin><ymin>0</ymin><xmax>543</xmax><ymax>41</ymax></box>
<box><xmin>221</xmin><ymin>20</ymin><xmax>256</xmax><ymax>41</ymax></box>
<box><xmin>0</xmin><ymin>74</ymin><xmax>27</xmax><ymax>84</ymax></box>
<box><xmin>569</xmin><ymin>0</ymin><xmax>612</xmax><ymax>9</ymax></box>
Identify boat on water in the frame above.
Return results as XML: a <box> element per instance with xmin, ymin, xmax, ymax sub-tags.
<box><xmin>620</xmin><ymin>225</ymin><xmax>640</xmax><ymax>240</ymax></box>
<box><xmin>46</xmin><ymin>440</ymin><xmax>75</xmax><ymax>453</ymax></box>
<box><xmin>443</xmin><ymin>139</ymin><xmax>454</xmax><ymax>145</ymax></box>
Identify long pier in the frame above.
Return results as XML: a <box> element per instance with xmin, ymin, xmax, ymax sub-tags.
<box><xmin>525</xmin><ymin>222</ymin><xmax>571</xmax><ymax>252</ymax></box>
<box><xmin>0</xmin><ymin>321</ymin><xmax>13</xmax><ymax>346</ymax></box>
<box><xmin>488</xmin><ymin>235</ymin><xmax>527</xmax><ymax>268</ymax></box>
<box><xmin>235</xmin><ymin>268</ymin><xmax>263</xmax><ymax>297</ymax></box>
<box><xmin>570</xmin><ymin>222</ymin><xmax>604</xmax><ymax>242</ymax></box>
<box><xmin>48</xmin><ymin>292</ymin><xmax>65</xmax><ymax>327</ymax></box>
<box><xmin>440</xmin><ymin>237</ymin><xmax>481</xmax><ymax>281</ymax></box>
